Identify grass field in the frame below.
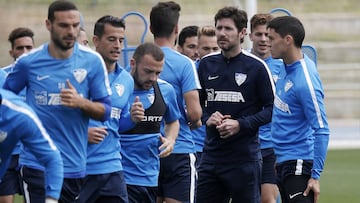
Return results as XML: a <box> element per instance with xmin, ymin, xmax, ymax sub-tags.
<box><xmin>13</xmin><ymin>149</ymin><xmax>360</xmax><ymax>203</ymax></box>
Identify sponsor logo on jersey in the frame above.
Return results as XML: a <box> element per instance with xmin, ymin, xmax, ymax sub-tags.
<box><xmin>114</xmin><ymin>84</ymin><xmax>124</xmax><ymax>96</ymax></box>
<box><xmin>274</xmin><ymin>95</ymin><xmax>291</xmax><ymax>114</ymax></box>
<box><xmin>73</xmin><ymin>69</ymin><xmax>87</xmax><ymax>83</ymax></box>
<box><xmin>235</xmin><ymin>73</ymin><xmax>246</xmax><ymax>86</ymax></box>
<box><xmin>142</xmin><ymin>116</ymin><xmax>163</xmax><ymax>122</ymax></box>
<box><xmin>0</xmin><ymin>130</ymin><xmax>8</xmax><ymax>143</ymax></box>
<box><xmin>206</xmin><ymin>89</ymin><xmax>245</xmax><ymax>103</ymax></box>
<box><xmin>285</xmin><ymin>80</ymin><xmax>293</xmax><ymax>92</ymax></box>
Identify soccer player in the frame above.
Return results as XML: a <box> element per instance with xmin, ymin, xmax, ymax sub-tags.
<box><xmin>0</xmin><ymin>88</ymin><xmax>63</xmax><ymax>203</ymax></box>
<box><xmin>196</xmin><ymin>7</ymin><xmax>275</xmax><ymax>203</ymax></box>
<box><xmin>120</xmin><ymin>42</ymin><xmax>180</xmax><ymax>203</ymax></box>
<box><xmin>76</xmin><ymin>15</ymin><xmax>144</xmax><ymax>203</ymax></box>
<box><xmin>177</xmin><ymin>25</ymin><xmax>199</xmax><ymax>61</ymax></box>
<box><xmin>249</xmin><ymin>13</ymin><xmax>283</xmax><ymax>203</ymax></box>
<box><xmin>267</xmin><ymin>16</ymin><xmax>330</xmax><ymax>203</ymax></box>
<box><xmin>3</xmin><ymin>1</ymin><xmax>112</xmax><ymax>202</ymax></box>
<box><xmin>149</xmin><ymin>1</ymin><xmax>202</xmax><ymax>203</ymax></box>
<box><xmin>1</xmin><ymin>27</ymin><xmax>35</xmax><ymax>203</ymax></box>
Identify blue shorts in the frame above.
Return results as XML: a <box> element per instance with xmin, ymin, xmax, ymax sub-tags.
<box><xmin>196</xmin><ymin>160</ymin><xmax>261</xmax><ymax>203</ymax></box>
<box><xmin>22</xmin><ymin>166</ymin><xmax>84</xmax><ymax>203</ymax></box>
<box><xmin>261</xmin><ymin>148</ymin><xmax>277</xmax><ymax>184</ymax></box>
<box><xmin>157</xmin><ymin>153</ymin><xmax>196</xmax><ymax>203</ymax></box>
<box><xmin>0</xmin><ymin>155</ymin><xmax>23</xmax><ymax>196</ymax></box>
<box><xmin>77</xmin><ymin>171</ymin><xmax>128</xmax><ymax>203</ymax></box>
<box><xmin>276</xmin><ymin>160</ymin><xmax>314</xmax><ymax>203</ymax></box>
<box><xmin>127</xmin><ymin>184</ymin><xmax>157</xmax><ymax>203</ymax></box>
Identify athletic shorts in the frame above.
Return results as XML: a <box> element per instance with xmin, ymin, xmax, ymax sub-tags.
<box><xmin>127</xmin><ymin>184</ymin><xmax>157</xmax><ymax>203</ymax></box>
<box><xmin>157</xmin><ymin>153</ymin><xmax>196</xmax><ymax>203</ymax></box>
<box><xmin>21</xmin><ymin>166</ymin><xmax>84</xmax><ymax>203</ymax></box>
<box><xmin>196</xmin><ymin>160</ymin><xmax>261</xmax><ymax>203</ymax></box>
<box><xmin>276</xmin><ymin>159</ymin><xmax>314</xmax><ymax>203</ymax></box>
<box><xmin>261</xmin><ymin>148</ymin><xmax>277</xmax><ymax>184</ymax></box>
<box><xmin>77</xmin><ymin>171</ymin><xmax>128</xmax><ymax>203</ymax></box>
<box><xmin>0</xmin><ymin>155</ymin><xmax>23</xmax><ymax>196</ymax></box>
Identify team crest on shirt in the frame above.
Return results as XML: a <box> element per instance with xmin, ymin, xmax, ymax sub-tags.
<box><xmin>284</xmin><ymin>80</ymin><xmax>293</xmax><ymax>92</ymax></box>
<box><xmin>235</xmin><ymin>73</ymin><xmax>247</xmax><ymax>86</ymax></box>
<box><xmin>114</xmin><ymin>84</ymin><xmax>124</xmax><ymax>96</ymax></box>
<box><xmin>0</xmin><ymin>130</ymin><xmax>7</xmax><ymax>143</ymax></box>
<box><xmin>73</xmin><ymin>69</ymin><xmax>87</xmax><ymax>83</ymax></box>
<box><xmin>147</xmin><ymin>94</ymin><xmax>155</xmax><ymax>104</ymax></box>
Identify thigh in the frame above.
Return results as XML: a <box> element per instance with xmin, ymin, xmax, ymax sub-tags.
<box><xmin>21</xmin><ymin>166</ymin><xmax>45</xmax><ymax>203</ymax></box>
<box><xmin>261</xmin><ymin>148</ymin><xmax>277</xmax><ymax>184</ymax></box>
<box><xmin>158</xmin><ymin>153</ymin><xmax>196</xmax><ymax>203</ymax></box>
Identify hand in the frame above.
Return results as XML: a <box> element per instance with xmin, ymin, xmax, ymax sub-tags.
<box><xmin>205</xmin><ymin>111</ymin><xmax>230</xmax><ymax>127</ymax></box>
<box><xmin>303</xmin><ymin>178</ymin><xmax>320</xmax><ymax>203</ymax></box>
<box><xmin>88</xmin><ymin>127</ymin><xmax>108</xmax><ymax>144</ymax></box>
<box><xmin>216</xmin><ymin>118</ymin><xmax>240</xmax><ymax>139</ymax></box>
<box><xmin>60</xmin><ymin>80</ymin><xmax>82</xmax><ymax>108</ymax></box>
<box><xmin>130</xmin><ymin>96</ymin><xmax>145</xmax><ymax>123</ymax></box>
<box><xmin>188</xmin><ymin>119</ymin><xmax>202</xmax><ymax>130</ymax></box>
<box><xmin>158</xmin><ymin>135</ymin><xmax>175</xmax><ymax>158</ymax></box>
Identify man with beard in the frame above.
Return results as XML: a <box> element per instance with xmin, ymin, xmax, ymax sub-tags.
<box><xmin>120</xmin><ymin>42</ymin><xmax>180</xmax><ymax>203</ymax></box>
<box><xmin>196</xmin><ymin>7</ymin><xmax>275</xmax><ymax>203</ymax></box>
<box><xmin>3</xmin><ymin>1</ymin><xmax>112</xmax><ymax>202</ymax></box>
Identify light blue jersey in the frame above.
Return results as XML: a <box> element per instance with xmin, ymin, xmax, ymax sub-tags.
<box><xmin>0</xmin><ymin>69</ymin><xmax>6</xmax><ymax>86</ymax></box>
<box><xmin>3</xmin><ymin>43</ymin><xmax>112</xmax><ymax>178</ymax></box>
<box><xmin>258</xmin><ymin>56</ymin><xmax>283</xmax><ymax>149</ymax></box>
<box><xmin>271</xmin><ymin>55</ymin><xmax>330</xmax><ymax>179</ymax></box>
<box><xmin>159</xmin><ymin>47</ymin><xmax>201</xmax><ymax>153</ymax></box>
<box><xmin>2</xmin><ymin>64</ymin><xmax>25</xmax><ymax>155</ymax></box>
<box><xmin>120</xmin><ymin>79</ymin><xmax>180</xmax><ymax>186</ymax></box>
<box><xmin>86</xmin><ymin>64</ymin><xmax>134</xmax><ymax>175</ymax></box>
<box><xmin>0</xmin><ymin>88</ymin><xmax>63</xmax><ymax>199</ymax></box>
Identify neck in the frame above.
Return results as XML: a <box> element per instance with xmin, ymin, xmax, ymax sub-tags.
<box><xmin>154</xmin><ymin>35</ymin><xmax>176</xmax><ymax>48</ymax></box>
<box><xmin>284</xmin><ymin>47</ymin><xmax>303</xmax><ymax>64</ymax></box>
<box><xmin>222</xmin><ymin>44</ymin><xmax>242</xmax><ymax>59</ymax></box>
<box><xmin>48</xmin><ymin>42</ymin><xmax>73</xmax><ymax>59</ymax></box>
<box><xmin>106</xmin><ymin>61</ymin><xmax>117</xmax><ymax>73</ymax></box>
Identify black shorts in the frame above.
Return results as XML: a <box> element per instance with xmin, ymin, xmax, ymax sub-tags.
<box><xmin>157</xmin><ymin>153</ymin><xmax>196</xmax><ymax>203</ymax></box>
<box><xmin>276</xmin><ymin>159</ymin><xmax>314</xmax><ymax>203</ymax></box>
<box><xmin>261</xmin><ymin>148</ymin><xmax>277</xmax><ymax>184</ymax></box>
<box><xmin>77</xmin><ymin>171</ymin><xmax>128</xmax><ymax>203</ymax></box>
<box><xmin>127</xmin><ymin>184</ymin><xmax>157</xmax><ymax>203</ymax></box>
<box><xmin>0</xmin><ymin>155</ymin><xmax>23</xmax><ymax>196</ymax></box>
<box><xmin>196</xmin><ymin>159</ymin><xmax>261</xmax><ymax>203</ymax></box>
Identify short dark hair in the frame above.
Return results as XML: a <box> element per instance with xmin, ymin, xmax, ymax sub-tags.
<box><xmin>250</xmin><ymin>13</ymin><xmax>273</xmax><ymax>32</ymax></box>
<box><xmin>214</xmin><ymin>6</ymin><xmax>248</xmax><ymax>32</ymax></box>
<box><xmin>150</xmin><ymin>1</ymin><xmax>181</xmax><ymax>38</ymax></box>
<box><xmin>8</xmin><ymin>27</ymin><xmax>34</xmax><ymax>49</ymax></box>
<box><xmin>178</xmin><ymin>25</ymin><xmax>199</xmax><ymax>47</ymax></box>
<box><xmin>133</xmin><ymin>42</ymin><xmax>164</xmax><ymax>64</ymax></box>
<box><xmin>48</xmin><ymin>0</ymin><xmax>78</xmax><ymax>22</ymax></box>
<box><xmin>267</xmin><ymin>16</ymin><xmax>305</xmax><ymax>48</ymax></box>
<box><xmin>93</xmin><ymin>15</ymin><xmax>126</xmax><ymax>38</ymax></box>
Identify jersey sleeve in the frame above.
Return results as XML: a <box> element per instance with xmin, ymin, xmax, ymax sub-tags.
<box><xmin>3</xmin><ymin>59</ymin><xmax>28</xmax><ymax>94</ymax></box>
<box><xmin>16</xmin><ymin>109</ymin><xmax>64</xmax><ymax>199</ymax></box>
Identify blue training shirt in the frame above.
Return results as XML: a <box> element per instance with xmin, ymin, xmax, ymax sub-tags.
<box><xmin>86</xmin><ymin>64</ymin><xmax>134</xmax><ymax>175</ymax></box>
<box><xmin>159</xmin><ymin>47</ymin><xmax>201</xmax><ymax>153</ymax></box>
<box><xmin>3</xmin><ymin>43</ymin><xmax>112</xmax><ymax>178</ymax></box>
<box><xmin>258</xmin><ymin>56</ymin><xmax>284</xmax><ymax>149</ymax></box>
<box><xmin>0</xmin><ymin>88</ymin><xmax>63</xmax><ymax>199</ymax></box>
<box><xmin>120</xmin><ymin>79</ymin><xmax>180</xmax><ymax>186</ymax></box>
<box><xmin>271</xmin><ymin>54</ymin><xmax>330</xmax><ymax>180</ymax></box>
<box><xmin>198</xmin><ymin>50</ymin><xmax>275</xmax><ymax>163</ymax></box>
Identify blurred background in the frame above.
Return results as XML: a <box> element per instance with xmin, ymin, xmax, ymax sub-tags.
<box><xmin>0</xmin><ymin>0</ymin><xmax>359</xmax><ymax>119</ymax></box>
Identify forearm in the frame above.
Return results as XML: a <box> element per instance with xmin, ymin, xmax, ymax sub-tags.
<box><xmin>312</xmin><ymin>131</ymin><xmax>330</xmax><ymax>179</ymax></box>
<box><xmin>164</xmin><ymin>120</ymin><xmax>180</xmax><ymax>142</ymax></box>
<box><xmin>79</xmin><ymin>96</ymin><xmax>111</xmax><ymax>121</ymax></box>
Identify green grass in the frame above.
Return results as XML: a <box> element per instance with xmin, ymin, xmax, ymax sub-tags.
<box><xmin>319</xmin><ymin>149</ymin><xmax>360</xmax><ymax>203</ymax></box>
<box><xmin>13</xmin><ymin>149</ymin><xmax>360</xmax><ymax>203</ymax></box>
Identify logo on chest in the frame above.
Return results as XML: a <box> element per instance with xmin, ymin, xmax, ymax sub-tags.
<box><xmin>73</xmin><ymin>69</ymin><xmax>87</xmax><ymax>83</ymax></box>
<box><xmin>114</xmin><ymin>84</ymin><xmax>125</xmax><ymax>96</ymax></box>
<box><xmin>235</xmin><ymin>73</ymin><xmax>247</xmax><ymax>86</ymax></box>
